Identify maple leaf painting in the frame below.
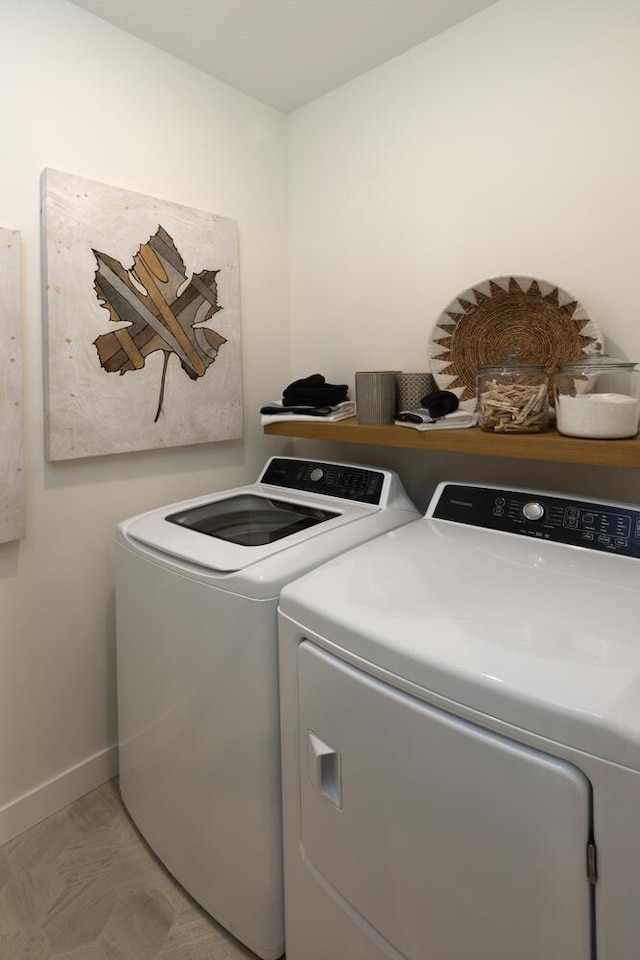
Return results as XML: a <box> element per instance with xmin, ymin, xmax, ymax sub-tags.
<box><xmin>92</xmin><ymin>226</ymin><xmax>227</xmax><ymax>421</ymax></box>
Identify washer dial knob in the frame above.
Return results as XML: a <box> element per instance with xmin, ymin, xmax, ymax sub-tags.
<box><xmin>523</xmin><ymin>501</ymin><xmax>545</xmax><ymax>521</ymax></box>
<box><xmin>310</xmin><ymin>467</ymin><xmax>324</xmax><ymax>482</ymax></box>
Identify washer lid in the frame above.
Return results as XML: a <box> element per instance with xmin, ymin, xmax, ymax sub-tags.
<box><xmin>280</xmin><ymin>519</ymin><xmax>640</xmax><ymax>769</ymax></box>
<box><xmin>120</xmin><ymin>483</ymin><xmax>376</xmax><ymax>572</ymax></box>
<box><xmin>165</xmin><ymin>493</ymin><xmax>339</xmax><ymax>546</ymax></box>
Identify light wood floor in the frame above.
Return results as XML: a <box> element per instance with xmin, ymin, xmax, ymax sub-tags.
<box><xmin>0</xmin><ymin>779</ymin><xmax>258</xmax><ymax>959</ymax></box>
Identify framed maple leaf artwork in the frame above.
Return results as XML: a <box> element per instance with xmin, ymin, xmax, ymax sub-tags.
<box><xmin>0</xmin><ymin>227</ymin><xmax>24</xmax><ymax>541</ymax></box>
<box><xmin>42</xmin><ymin>169</ymin><xmax>242</xmax><ymax>460</ymax></box>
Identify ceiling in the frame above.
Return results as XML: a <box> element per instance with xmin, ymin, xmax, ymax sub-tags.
<box><xmin>68</xmin><ymin>0</ymin><xmax>500</xmax><ymax>113</ymax></box>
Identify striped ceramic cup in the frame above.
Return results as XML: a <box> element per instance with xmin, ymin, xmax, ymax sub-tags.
<box><xmin>355</xmin><ymin>371</ymin><xmax>398</xmax><ymax>424</ymax></box>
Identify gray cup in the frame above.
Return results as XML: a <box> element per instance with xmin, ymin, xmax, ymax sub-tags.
<box><xmin>355</xmin><ymin>371</ymin><xmax>398</xmax><ymax>425</ymax></box>
<box><xmin>395</xmin><ymin>372</ymin><xmax>436</xmax><ymax>414</ymax></box>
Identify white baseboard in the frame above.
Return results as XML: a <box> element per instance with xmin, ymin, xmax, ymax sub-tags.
<box><xmin>0</xmin><ymin>745</ymin><xmax>119</xmax><ymax>846</ymax></box>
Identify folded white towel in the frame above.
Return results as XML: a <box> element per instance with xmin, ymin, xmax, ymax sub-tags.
<box><xmin>261</xmin><ymin>401</ymin><xmax>356</xmax><ymax>426</ymax></box>
<box><xmin>395</xmin><ymin>410</ymin><xmax>478</xmax><ymax>431</ymax></box>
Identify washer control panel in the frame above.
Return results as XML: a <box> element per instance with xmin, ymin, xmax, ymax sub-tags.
<box><xmin>431</xmin><ymin>484</ymin><xmax>640</xmax><ymax>558</ymax></box>
<box><xmin>260</xmin><ymin>458</ymin><xmax>385</xmax><ymax>505</ymax></box>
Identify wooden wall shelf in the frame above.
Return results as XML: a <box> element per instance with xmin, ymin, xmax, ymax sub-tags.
<box><xmin>263</xmin><ymin>417</ymin><xmax>640</xmax><ymax>469</ymax></box>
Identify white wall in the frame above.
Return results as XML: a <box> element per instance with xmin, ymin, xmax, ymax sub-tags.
<box><xmin>288</xmin><ymin>0</ymin><xmax>640</xmax><ymax>510</ymax></box>
<box><xmin>0</xmin><ymin>0</ymin><xmax>290</xmax><ymax>841</ymax></box>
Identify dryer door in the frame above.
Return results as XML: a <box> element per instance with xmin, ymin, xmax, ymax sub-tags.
<box><xmin>298</xmin><ymin>641</ymin><xmax>593</xmax><ymax>960</ymax></box>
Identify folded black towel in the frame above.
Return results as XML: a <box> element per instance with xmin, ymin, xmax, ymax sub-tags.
<box><xmin>283</xmin><ymin>374</ymin><xmax>326</xmax><ymax>394</ymax></box>
<box><xmin>282</xmin><ymin>373</ymin><xmax>349</xmax><ymax>408</ymax></box>
<box><xmin>283</xmin><ymin>387</ymin><xmax>348</xmax><ymax>406</ymax></box>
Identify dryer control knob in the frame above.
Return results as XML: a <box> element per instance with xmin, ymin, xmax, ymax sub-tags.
<box><xmin>310</xmin><ymin>467</ymin><xmax>324</xmax><ymax>482</ymax></box>
<box><xmin>523</xmin><ymin>501</ymin><xmax>545</xmax><ymax>521</ymax></box>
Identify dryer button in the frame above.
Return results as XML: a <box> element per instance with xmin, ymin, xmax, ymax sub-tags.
<box><xmin>523</xmin><ymin>501</ymin><xmax>545</xmax><ymax>522</ymax></box>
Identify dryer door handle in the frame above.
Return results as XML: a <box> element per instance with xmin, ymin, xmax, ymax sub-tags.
<box><xmin>307</xmin><ymin>731</ymin><xmax>342</xmax><ymax>809</ymax></box>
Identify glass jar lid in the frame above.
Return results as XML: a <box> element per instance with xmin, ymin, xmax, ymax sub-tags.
<box><xmin>478</xmin><ymin>348</ymin><xmax>547</xmax><ymax>377</ymax></box>
<box><xmin>558</xmin><ymin>344</ymin><xmax>637</xmax><ymax>372</ymax></box>
<box><xmin>558</xmin><ymin>354</ymin><xmax>637</xmax><ymax>372</ymax></box>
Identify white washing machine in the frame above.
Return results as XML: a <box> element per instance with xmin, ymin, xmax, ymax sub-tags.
<box><xmin>115</xmin><ymin>456</ymin><xmax>418</xmax><ymax>960</ymax></box>
<box><xmin>278</xmin><ymin>482</ymin><xmax>640</xmax><ymax>960</ymax></box>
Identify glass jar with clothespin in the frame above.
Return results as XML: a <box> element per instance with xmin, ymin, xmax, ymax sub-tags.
<box><xmin>477</xmin><ymin>353</ymin><xmax>549</xmax><ymax>433</ymax></box>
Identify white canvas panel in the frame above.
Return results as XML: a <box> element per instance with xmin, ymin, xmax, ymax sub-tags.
<box><xmin>0</xmin><ymin>228</ymin><xmax>24</xmax><ymax>543</ymax></box>
<box><xmin>42</xmin><ymin>169</ymin><xmax>243</xmax><ymax>461</ymax></box>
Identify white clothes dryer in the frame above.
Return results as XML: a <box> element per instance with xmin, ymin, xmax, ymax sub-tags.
<box><xmin>278</xmin><ymin>482</ymin><xmax>640</xmax><ymax>960</ymax></box>
<box><xmin>115</xmin><ymin>457</ymin><xmax>418</xmax><ymax>960</ymax></box>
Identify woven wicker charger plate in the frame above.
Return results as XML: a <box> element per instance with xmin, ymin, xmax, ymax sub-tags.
<box><xmin>427</xmin><ymin>276</ymin><xmax>603</xmax><ymax>411</ymax></box>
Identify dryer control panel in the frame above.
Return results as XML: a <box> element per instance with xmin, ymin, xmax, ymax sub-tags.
<box><xmin>431</xmin><ymin>483</ymin><xmax>640</xmax><ymax>558</ymax></box>
<box><xmin>260</xmin><ymin>458</ymin><xmax>385</xmax><ymax>505</ymax></box>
